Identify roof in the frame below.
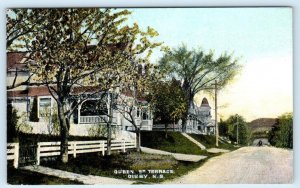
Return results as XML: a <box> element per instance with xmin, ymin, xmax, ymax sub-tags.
<box><xmin>200</xmin><ymin>97</ymin><xmax>210</xmax><ymax>107</ymax></box>
<box><xmin>7</xmin><ymin>52</ymin><xmax>29</xmax><ymax>70</ymax></box>
<box><xmin>7</xmin><ymin>86</ymin><xmax>51</xmax><ymax>98</ymax></box>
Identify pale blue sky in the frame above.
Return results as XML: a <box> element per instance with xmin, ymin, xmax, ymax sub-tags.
<box><xmin>127</xmin><ymin>8</ymin><xmax>292</xmax><ymax>63</ymax></box>
<box><xmin>127</xmin><ymin>8</ymin><xmax>293</xmax><ymax>120</ymax></box>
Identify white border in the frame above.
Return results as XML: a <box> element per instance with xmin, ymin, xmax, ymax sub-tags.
<box><xmin>0</xmin><ymin>1</ymin><xmax>298</xmax><ymax>188</ymax></box>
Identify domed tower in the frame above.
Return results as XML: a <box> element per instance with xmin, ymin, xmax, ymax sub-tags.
<box><xmin>199</xmin><ymin>97</ymin><xmax>211</xmax><ymax>117</ymax></box>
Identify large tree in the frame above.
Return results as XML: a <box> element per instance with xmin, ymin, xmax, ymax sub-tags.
<box><xmin>159</xmin><ymin>45</ymin><xmax>240</xmax><ymax>132</ymax></box>
<box><xmin>8</xmin><ymin>8</ymin><xmax>160</xmax><ymax>163</ymax></box>
<box><xmin>148</xmin><ymin>78</ymin><xmax>187</xmax><ymax>138</ymax></box>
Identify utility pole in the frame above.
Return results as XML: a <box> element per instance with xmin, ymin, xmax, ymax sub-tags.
<box><xmin>214</xmin><ymin>80</ymin><xmax>218</xmax><ymax>147</ymax></box>
<box><xmin>236</xmin><ymin>116</ymin><xmax>239</xmax><ymax>145</ymax></box>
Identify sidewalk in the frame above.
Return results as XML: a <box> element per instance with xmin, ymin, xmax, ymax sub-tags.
<box><xmin>141</xmin><ymin>147</ymin><xmax>207</xmax><ymax>162</ymax></box>
<box><xmin>21</xmin><ymin>166</ymin><xmax>134</xmax><ymax>185</ymax></box>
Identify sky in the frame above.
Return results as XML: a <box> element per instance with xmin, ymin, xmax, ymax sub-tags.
<box><xmin>127</xmin><ymin>8</ymin><xmax>293</xmax><ymax>121</ymax></box>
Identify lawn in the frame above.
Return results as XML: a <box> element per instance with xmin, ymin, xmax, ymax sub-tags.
<box><xmin>140</xmin><ymin>131</ymin><xmax>210</xmax><ymax>155</ymax></box>
<box><xmin>7</xmin><ymin>166</ymin><xmax>83</xmax><ymax>185</ymax></box>
<box><xmin>41</xmin><ymin>151</ymin><xmax>212</xmax><ymax>183</ymax></box>
<box><xmin>188</xmin><ymin>134</ymin><xmax>236</xmax><ymax>150</ymax></box>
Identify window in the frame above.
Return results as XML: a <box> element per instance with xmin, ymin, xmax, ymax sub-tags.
<box><xmin>142</xmin><ymin>108</ymin><xmax>149</xmax><ymax>120</ymax></box>
<box><xmin>39</xmin><ymin>97</ymin><xmax>51</xmax><ymax>117</ymax></box>
<box><xmin>80</xmin><ymin>100</ymin><xmax>108</xmax><ymax>116</ymax></box>
<box><xmin>137</xmin><ymin>108</ymin><xmax>140</xmax><ymax>118</ymax></box>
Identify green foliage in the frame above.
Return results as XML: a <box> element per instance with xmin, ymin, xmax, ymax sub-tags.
<box><xmin>218</xmin><ymin>119</ymin><xmax>228</xmax><ymax>136</ymax></box>
<box><xmin>148</xmin><ymin>79</ymin><xmax>187</xmax><ymax>124</ymax></box>
<box><xmin>42</xmin><ymin>152</ymin><xmax>206</xmax><ymax>183</ymax></box>
<box><xmin>268</xmin><ymin>113</ymin><xmax>293</xmax><ymax>149</ymax></box>
<box><xmin>159</xmin><ymin>44</ymin><xmax>240</xmax><ymax>131</ymax></box>
<box><xmin>7</xmin><ymin>102</ymin><xmax>19</xmax><ymax>142</ymax></box>
<box><xmin>7</xmin><ymin>8</ymin><xmax>161</xmax><ymax>161</ymax></box>
<box><xmin>222</xmin><ymin>114</ymin><xmax>251</xmax><ymax>146</ymax></box>
<box><xmin>188</xmin><ymin>134</ymin><xmax>235</xmax><ymax>150</ymax></box>
<box><xmin>29</xmin><ymin>97</ymin><xmax>39</xmax><ymax>122</ymax></box>
<box><xmin>42</xmin><ymin>107</ymin><xmax>60</xmax><ymax>135</ymax></box>
<box><xmin>141</xmin><ymin>131</ymin><xmax>209</xmax><ymax>155</ymax></box>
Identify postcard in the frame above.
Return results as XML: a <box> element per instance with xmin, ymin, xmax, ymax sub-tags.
<box><xmin>6</xmin><ymin>7</ymin><xmax>293</xmax><ymax>184</ymax></box>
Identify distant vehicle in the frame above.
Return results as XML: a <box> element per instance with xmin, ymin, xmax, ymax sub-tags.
<box><xmin>257</xmin><ymin>140</ymin><xmax>263</xmax><ymax>147</ymax></box>
<box><xmin>252</xmin><ymin>138</ymin><xmax>270</xmax><ymax>147</ymax></box>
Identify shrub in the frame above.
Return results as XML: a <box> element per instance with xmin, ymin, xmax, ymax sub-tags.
<box><xmin>268</xmin><ymin>113</ymin><xmax>293</xmax><ymax>149</ymax></box>
<box><xmin>29</xmin><ymin>97</ymin><xmax>39</xmax><ymax>122</ymax></box>
<box><xmin>7</xmin><ymin>101</ymin><xmax>19</xmax><ymax>142</ymax></box>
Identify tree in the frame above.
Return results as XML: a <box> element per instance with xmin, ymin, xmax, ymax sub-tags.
<box><xmin>268</xmin><ymin>113</ymin><xmax>293</xmax><ymax>149</ymax></box>
<box><xmin>218</xmin><ymin>118</ymin><xmax>228</xmax><ymax>136</ymax></box>
<box><xmin>225</xmin><ymin>114</ymin><xmax>251</xmax><ymax>145</ymax></box>
<box><xmin>116</xmin><ymin>61</ymin><xmax>161</xmax><ymax>152</ymax></box>
<box><xmin>148</xmin><ymin>78</ymin><xmax>187</xmax><ymax>138</ymax></box>
<box><xmin>8</xmin><ymin>8</ymin><xmax>160</xmax><ymax>163</ymax></box>
<box><xmin>159</xmin><ymin>45</ymin><xmax>240</xmax><ymax>132</ymax></box>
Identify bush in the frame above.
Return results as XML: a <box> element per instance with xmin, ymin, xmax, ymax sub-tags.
<box><xmin>29</xmin><ymin>97</ymin><xmax>39</xmax><ymax>122</ymax></box>
<box><xmin>7</xmin><ymin>102</ymin><xmax>19</xmax><ymax>142</ymax></box>
<box><xmin>222</xmin><ymin>114</ymin><xmax>251</xmax><ymax>146</ymax></box>
<box><xmin>268</xmin><ymin>113</ymin><xmax>293</xmax><ymax>149</ymax></box>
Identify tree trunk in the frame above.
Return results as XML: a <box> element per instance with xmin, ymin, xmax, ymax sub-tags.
<box><xmin>136</xmin><ymin>127</ymin><xmax>141</xmax><ymax>152</ymax></box>
<box><xmin>165</xmin><ymin>123</ymin><xmax>168</xmax><ymax>139</ymax></box>
<box><xmin>106</xmin><ymin>93</ymin><xmax>113</xmax><ymax>155</ymax></box>
<box><xmin>58</xmin><ymin>104</ymin><xmax>69</xmax><ymax>163</ymax></box>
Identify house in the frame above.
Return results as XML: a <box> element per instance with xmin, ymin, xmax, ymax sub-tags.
<box><xmin>186</xmin><ymin>97</ymin><xmax>215</xmax><ymax>135</ymax></box>
<box><xmin>7</xmin><ymin>52</ymin><xmax>153</xmax><ymax>139</ymax></box>
<box><xmin>152</xmin><ymin>97</ymin><xmax>215</xmax><ymax>135</ymax></box>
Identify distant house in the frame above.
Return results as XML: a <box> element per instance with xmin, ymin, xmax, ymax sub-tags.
<box><xmin>7</xmin><ymin>52</ymin><xmax>152</xmax><ymax>138</ymax></box>
<box><xmin>186</xmin><ymin>98</ymin><xmax>215</xmax><ymax>135</ymax></box>
<box><xmin>152</xmin><ymin>97</ymin><xmax>215</xmax><ymax>135</ymax></box>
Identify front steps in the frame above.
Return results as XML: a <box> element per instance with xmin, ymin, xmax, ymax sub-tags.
<box><xmin>181</xmin><ymin>133</ymin><xmax>206</xmax><ymax>150</ymax></box>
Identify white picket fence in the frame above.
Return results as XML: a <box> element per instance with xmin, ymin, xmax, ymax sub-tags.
<box><xmin>7</xmin><ymin>143</ymin><xmax>19</xmax><ymax>168</ymax></box>
<box><xmin>37</xmin><ymin>139</ymin><xmax>136</xmax><ymax>165</ymax></box>
<box><xmin>7</xmin><ymin>139</ymin><xmax>136</xmax><ymax>167</ymax></box>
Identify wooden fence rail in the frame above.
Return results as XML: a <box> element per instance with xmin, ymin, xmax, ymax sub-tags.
<box><xmin>7</xmin><ymin>139</ymin><xmax>136</xmax><ymax>167</ymax></box>
<box><xmin>37</xmin><ymin>139</ymin><xmax>136</xmax><ymax>165</ymax></box>
<box><xmin>7</xmin><ymin>143</ymin><xmax>19</xmax><ymax>168</ymax></box>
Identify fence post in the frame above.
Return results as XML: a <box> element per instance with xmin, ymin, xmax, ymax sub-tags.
<box><xmin>14</xmin><ymin>143</ymin><xmax>19</xmax><ymax>168</ymax></box>
<box><xmin>101</xmin><ymin>141</ymin><xmax>105</xmax><ymax>156</ymax></box>
<box><xmin>122</xmin><ymin>140</ymin><xmax>126</xmax><ymax>153</ymax></box>
<box><xmin>73</xmin><ymin>142</ymin><xmax>77</xmax><ymax>158</ymax></box>
<box><xmin>36</xmin><ymin>143</ymin><xmax>41</xmax><ymax>165</ymax></box>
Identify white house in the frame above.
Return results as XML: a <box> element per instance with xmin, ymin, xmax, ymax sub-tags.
<box><xmin>7</xmin><ymin>52</ymin><xmax>152</xmax><ymax>139</ymax></box>
<box><xmin>186</xmin><ymin>98</ymin><xmax>215</xmax><ymax>135</ymax></box>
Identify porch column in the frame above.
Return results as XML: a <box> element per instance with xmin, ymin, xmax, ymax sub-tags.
<box><xmin>78</xmin><ymin>103</ymin><xmax>81</xmax><ymax>124</ymax></box>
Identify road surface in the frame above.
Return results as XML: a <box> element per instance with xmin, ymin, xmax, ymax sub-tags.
<box><xmin>166</xmin><ymin>146</ymin><xmax>293</xmax><ymax>184</ymax></box>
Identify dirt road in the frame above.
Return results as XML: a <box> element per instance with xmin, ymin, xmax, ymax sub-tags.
<box><xmin>166</xmin><ymin>147</ymin><xmax>293</xmax><ymax>184</ymax></box>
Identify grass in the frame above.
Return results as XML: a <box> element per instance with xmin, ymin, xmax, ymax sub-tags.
<box><xmin>7</xmin><ymin>166</ymin><xmax>83</xmax><ymax>185</ymax></box>
<box><xmin>141</xmin><ymin>131</ymin><xmax>211</xmax><ymax>155</ymax></box>
<box><xmin>42</xmin><ymin>151</ymin><xmax>216</xmax><ymax>183</ymax></box>
<box><xmin>188</xmin><ymin>134</ymin><xmax>236</xmax><ymax>150</ymax></box>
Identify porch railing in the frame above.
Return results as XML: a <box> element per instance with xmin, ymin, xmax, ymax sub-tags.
<box><xmin>79</xmin><ymin>115</ymin><xmax>117</xmax><ymax>124</ymax></box>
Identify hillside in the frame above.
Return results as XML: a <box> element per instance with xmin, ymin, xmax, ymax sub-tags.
<box><xmin>140</xmin><ymin>131</ymin><xmax>207</xmax><ymax>155</ymax></box>
<box><xmin>248</xmin><ymin>118</ymin><xmax>278</xmax><ymax>138</ymax></box>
